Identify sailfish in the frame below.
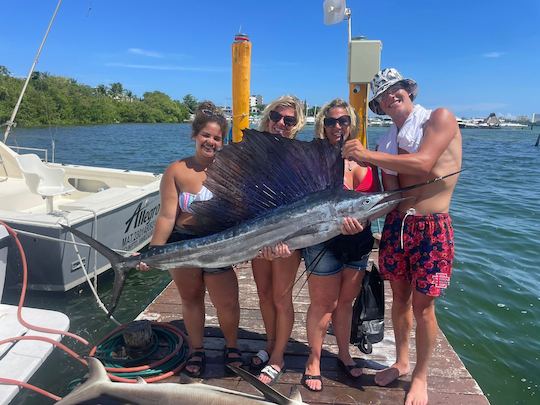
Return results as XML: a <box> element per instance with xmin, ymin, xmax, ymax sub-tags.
<box><xmin>62</xmin><ymin>129</ymin><xmax>459</xmax><ymax>315</ymax></box>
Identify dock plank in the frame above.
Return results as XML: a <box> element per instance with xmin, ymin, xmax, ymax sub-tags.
<box><xmin>138</xmin><ymin>260</ymin><xmax>489</xmax><ymax>404</ymax></box>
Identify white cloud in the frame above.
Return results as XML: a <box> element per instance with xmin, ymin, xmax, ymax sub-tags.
<box><xmin>106</xmin><ymin>62</ymin><xmax>229</xmax><ymax>73</ymax></box>
<box><xmin>482</xmin><ymin>51</ymin><xmax>505</xmax><ymax>58</ymax></box>
<box><xmin>128</xmin><ymin>48</ymin><xmax>163</xmax><ymax>58</ymax></box>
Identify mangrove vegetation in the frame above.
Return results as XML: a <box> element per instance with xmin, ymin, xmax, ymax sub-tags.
<box><xmin>0</xmin><ymin>66</ymin><xmax>195</xmax><ymax>127</ymax></box>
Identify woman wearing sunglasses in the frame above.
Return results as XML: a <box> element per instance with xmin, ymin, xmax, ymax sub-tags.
<box><xmin>249</xmin><ymin>95</ymin><xmax>306</xmax><ymax>385</ymax></box>
<box><xmin>138</xmin><ymin>101</ymin><xmax>242</xmax><ymax>378</ymax></box>
<box><xmin>300</xmin><ymin>98</ymin><xmax>379</xmax><ymax>392</ymax></box>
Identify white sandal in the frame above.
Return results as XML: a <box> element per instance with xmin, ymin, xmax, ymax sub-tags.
<box><xmin>259</xmin><ymin>364</ymin><xmax>285</xmax><ymax>385</ymax></box>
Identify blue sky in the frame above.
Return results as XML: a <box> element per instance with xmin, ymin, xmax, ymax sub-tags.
<box><xmin>1</xmin><ymin>0</ymin><xmax>538</xmax><ymax>118</ymax></box>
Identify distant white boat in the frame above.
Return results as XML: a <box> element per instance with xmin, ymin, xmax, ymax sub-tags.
<box><xmin>499</xmin><ymin>121</ymin><xmax>528</xmax><ymax>129</ymax></box>
<box><xmin>458</xmin><ymin>114</ymin><xmax>528</xmax><ymax>130</ymax></box>
<box><xmin>368</xmin><ymin>117</ymin><xmax>392</xmax><ymax>127</ymax></box>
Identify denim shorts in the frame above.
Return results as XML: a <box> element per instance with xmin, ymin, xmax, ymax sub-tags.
<box><xmin>303</xmin><ymin>239</ymin><xmax>370</xmax><ymax>276</ymax></box>
<box><xmin>167</xmin><ymin>231</ymin><xmax>232</xmax><ymax>275</ymax></box>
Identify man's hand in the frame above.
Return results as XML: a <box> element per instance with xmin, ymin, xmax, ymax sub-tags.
<box><xmin>257</xmin><ymin>242</ymin><xmax>292</xmax><ymax>260</ymax></box>
<box><xmin>342</xmin><ymin>139</ymin><xmax>368</xmax><ymax>163</ymax></box>
<box><xmin>341</xmin><ymin>217</ymin><xmax>365</xmax><ymax>235</ymax></box>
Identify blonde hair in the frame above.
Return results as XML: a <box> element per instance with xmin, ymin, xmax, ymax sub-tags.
<box><xmin>314</xmin><ymin>98</ymin><xmax>359</xmax><ymax>141</ymax></box>
<box><xmin>258</xmin><ymin>95</ymin><xmax>306</xmax><ymax>139</ymax></box>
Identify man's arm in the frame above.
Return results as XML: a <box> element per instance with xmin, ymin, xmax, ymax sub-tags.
<box><xmin>343</xmin><ymin>108</ymin><xmax>458</xmax><ymax>175</ymax></box>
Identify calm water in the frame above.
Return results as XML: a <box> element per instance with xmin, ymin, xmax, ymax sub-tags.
<box><xmin>4</xmin><ymin>124</ymin><xmax>540</xmax><ymax>404</ymax></box>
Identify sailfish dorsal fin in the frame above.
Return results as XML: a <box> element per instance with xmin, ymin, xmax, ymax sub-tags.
<box><xmin>189</xmin><ymin>129</ymin><xmax>343</xmax><ymax>235</ymax></box>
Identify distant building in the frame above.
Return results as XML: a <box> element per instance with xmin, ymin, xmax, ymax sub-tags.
<box><xmin>250</xmin><ymin>95</ymin><xmax>263</xmax><ymax>114</ymax></box>
<box><xmin>219</xmin><ymin>105</ymin><xmax>232</xmax><ymax>114</ymax></box>
<box><xmin>532</xmin><ymin>113</ymin><xmax>540</xmax><ymax>124</ymax></box>
<box><xmin>249</xmin><ymin>95</ymin><xmax>263</xmax><ymax>107</ymax></box>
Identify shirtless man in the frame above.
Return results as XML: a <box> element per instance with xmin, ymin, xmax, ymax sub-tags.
<box><xmin>342</xmin><ymin>68</ymin><xmax>462</xmax><ymax>405</ymax></box>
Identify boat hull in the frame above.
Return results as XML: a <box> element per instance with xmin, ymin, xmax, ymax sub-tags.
<box><xmin>4</xmin><ymin>190</ymin><xmax>160</xmax><ymax>292</ymax></box>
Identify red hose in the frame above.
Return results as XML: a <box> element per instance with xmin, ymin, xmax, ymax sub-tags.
<box><xmin>1</xmin><ymin>221</ymin><xmax>88</xmax><ymax>345</ymax></box>
<box><xmin>0</xmin><ymin>221</ymin><xmax>189</xmax><ymax>399</ymax></box>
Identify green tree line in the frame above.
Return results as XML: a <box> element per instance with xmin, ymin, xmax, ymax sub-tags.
<box><xmin>0</xmin><ymin>66</ymin><xmax>197</xmax><ymax>127</ymax></box>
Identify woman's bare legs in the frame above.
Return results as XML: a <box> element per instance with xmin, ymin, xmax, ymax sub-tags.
<box><xmin>254</xmin><ymin>252</ymin><xmax>301</xmax><ymax>383</ymax></box>
<box><xmin>304</xmin><ymin>273</ymin><xmax>341</xmax><ymax>390</ymax></box>
<box><xmin>205</xmin><ymin>269</ymin><xmax>242</xmax><ymax>366</ymax></box>
<box><xmin>252</xmin><ymin>258</ymin><xmax>276</xmax><ymax>364</ymax></box>
<box><xmin>170</xmin><ymin>267</ymin><xmax>205</xmax><ymax>374</ymax></box>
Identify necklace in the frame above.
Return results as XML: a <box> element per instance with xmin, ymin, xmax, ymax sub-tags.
<box><xmin>347</xmin><ymin>161</ymin><xmax>352</xmax><ymax>172</ymax></box>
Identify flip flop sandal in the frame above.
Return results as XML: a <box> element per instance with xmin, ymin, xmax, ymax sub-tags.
<box><xmin>337</xmin><ymin>358</ymin><xmax>363</xmax><ymax>379</ymax></box>
<box><xmin>224</xmin><ymin>347</ymin><xmax>244</xmax><ymax>375</ymax></box>
<box><xmin>259</xmin><ymin>364</ymin><xmax>284</xmax><ymax>386</ymax></box>
<box><xmin>301</xmin><ymin>373</ymin><xmax>323</xmax><ymax>392</ymax></box>
<box><xmin>183</xmin><ymin>349</ymin><xmax>206</xmax><ymax>378</ymax></box>
<box><xmin>249</xmin><ymin>349</ymin><xmax>270</xmax><ymax>372</ymax></box>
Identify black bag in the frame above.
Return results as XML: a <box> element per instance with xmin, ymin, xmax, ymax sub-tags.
<box><xmin>350</xmin><ymin>263</ymin><xmax>385</xmax><ymax>354</ymax></box>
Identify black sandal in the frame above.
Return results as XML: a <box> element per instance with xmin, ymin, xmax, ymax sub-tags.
<box><xmin>301</xmin><ymin>373</ymin><xmax>323</xmax><ymax>392</ymax></box>
<box><xmin>224</xmin><ymin>347</ymin><xmax>244</xmax><ymax>375</ymax></box>
<box><xmin>184</xmin><ymin>348</ymin><xmax>206</xmax><ymax>378</ymax></box>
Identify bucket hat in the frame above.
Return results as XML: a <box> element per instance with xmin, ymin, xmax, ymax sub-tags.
<box><xmin>368</xmin><ymin>68</ymin><xmax>417</xmax><ymax>115</ymax></box>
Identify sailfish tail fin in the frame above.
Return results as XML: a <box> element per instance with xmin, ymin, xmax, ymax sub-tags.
<box><xmin>61</xmin><ymin>224</ymin><xmax>129</xmax><ymax>316</ymax></box>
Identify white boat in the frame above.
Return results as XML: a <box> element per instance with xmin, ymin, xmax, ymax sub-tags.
<box><xmin>0</xmin><ymin>0</ymin><xmax>161</xmax><ymax>292</ymax></box>
<box><xmin>368</xmin><ymin>117</ymin><xmax>392</xmax><ymax>127</ymax></box>
<box><xmin>499</xmin><ymin>121</ymin><xmax>528</xmax><ymax>129</ymax></box>
<box><xmin>0</xmin><ymin>140</ymin><xmax>161</xmax><ymax>292</ymax></box>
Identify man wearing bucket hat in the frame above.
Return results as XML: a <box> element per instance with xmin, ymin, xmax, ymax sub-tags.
<box><xmin>343</xmin><ymin>68</ymin><xmax>462</xmax><ymax>405</ymax></box>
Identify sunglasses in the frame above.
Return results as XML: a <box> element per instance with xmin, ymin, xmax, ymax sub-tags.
<box><xmin>269</xmin><ymin>110</ymin><xmax>297</xmax><ymax>127</ymax></box>
<box><xmin>323</xmin><ymin>115</ymin><xmax>351</xmax><ymax>128</ymax></box>
<box><xmin>375</xmin><ymin>83</ymin><xmax>406</xmax><ymax>104</ymax></box>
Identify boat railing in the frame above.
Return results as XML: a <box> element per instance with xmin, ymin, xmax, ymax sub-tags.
<box><xmin>8</xmin><ymin>146</ymin><xmax>48</xmax><ymax>162</ymax></box>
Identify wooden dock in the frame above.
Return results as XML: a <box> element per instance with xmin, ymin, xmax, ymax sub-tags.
<box><xmin>137</xmin><ymin>258</ymin><xmax>489</xmax><ymax>404</ymax></box>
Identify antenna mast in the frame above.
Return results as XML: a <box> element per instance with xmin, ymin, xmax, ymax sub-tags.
<box><xmin>3</xmin><ymin>0</ymin><xmax>63</xmax><ymax>143</ymax></box>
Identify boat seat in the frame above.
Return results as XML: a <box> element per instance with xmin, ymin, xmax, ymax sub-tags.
<box><xmin>16</xmin><ymin>154</ymin><xmax>75</xmax><ymax>212</ymax></box>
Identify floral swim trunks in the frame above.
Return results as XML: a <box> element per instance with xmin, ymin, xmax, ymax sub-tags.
<box><xmin>378</xmin><ymin>209</ymin><xmax>454</xmax><ymax>297</ymax></box>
